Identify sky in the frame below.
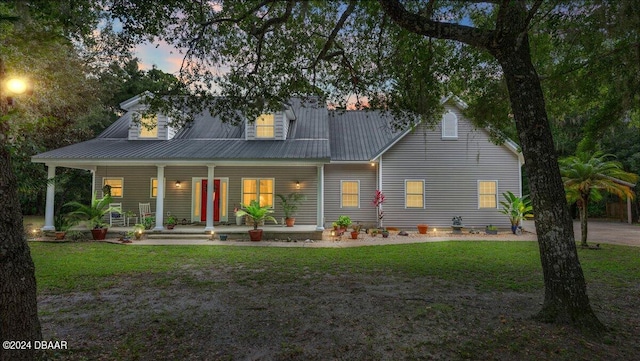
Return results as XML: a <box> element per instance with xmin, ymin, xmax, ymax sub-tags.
<box><xmin>135</xmin><ymin>41</ymin><xmax>183</xmax><ymax>74</ymax></box>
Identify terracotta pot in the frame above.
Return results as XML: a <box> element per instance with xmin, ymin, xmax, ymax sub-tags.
<box><xmin>166</xmin><ymin>224</ymin><xmax>175</xmax><ymax>230</ymax></box>
<box><xmin>248</xmin><ymin>229</ymin><xmax>263</xmax><ymax>241</ymax></box>
<box><xmin>350</xmin><ymin>231</ymin><xmax>359</xmax><ymax>239</ymax></box>
<box><xmin>417</xmin><ymin>224</ymin><xmax>428</xmax><ymax>234</ymax></box>
<box><xmin>285</xmin><ymin>217</ymin><xmax>295</xmax><ymax>227</ymax></box>
<box><xmin>55</xmin><ymin>231</ymin><xmax>66</xmax><ymax>240</ymax></box>
<box><xmin>91</xmin><ymin>228</ymin><xmax>108</xmax><ymax>240</ymax></box>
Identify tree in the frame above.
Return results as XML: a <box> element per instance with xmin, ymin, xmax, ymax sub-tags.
<box><xmin>1</xmin><ymin>2</ymin><xmax>102</xmax><ymax>360</ymax></box>
<box><xmin>560</xmin><ymin>152</ymin><xmax>638</xmax><ymax>247</ymax></box>
<box><xmin>104</xmin><ymin>0</ymin><xmax>617</xmax><ymax>331</ymax></box>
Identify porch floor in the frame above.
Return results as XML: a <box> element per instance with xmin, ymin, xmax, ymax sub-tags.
<box><xmin>105</xmin><ymin>224</ymin><xmax>323</xmax><ymax>241</ymax></box>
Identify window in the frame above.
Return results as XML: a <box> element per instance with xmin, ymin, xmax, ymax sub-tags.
<box><xmin>341</xmin><ymin>180</ymin><xmax>359</xmax><ymax>208</ymax></box>
<box><xmin>242</xmin><ymin>178</ymin><xmax>274</xmax><ymax>207</ymax></box>
<box><xmin>103</xmin><ymin>178</ymin><xmax>123</xmax><ymax>198</ymax></box>
<box><xmin>150</xmin><ymin>178</ymin><xmax>166</xmax><ymax>198</ymax></box>
<box><xmin>478</xmin><ymin>180</ymin><xmax>498</xmax><ymax>208</ymax></box>
<box><xmin>140</xmin><ymin>114</ymin><xmax>158</xmax><ymax>138</ymax></box>
<box><xmin>442</xmin><ymin>111</ymin><xmax>458</xmax><ymax>139</ymax></box>
<box><xmin>255</xmin><ymin>114</ymin><xmax>275</xmax><ymax>138</ymax></box>
<box><xmin>405</xmin><ymin>180</ymin><xmax>425</xmax><ymax>208</ymax></box>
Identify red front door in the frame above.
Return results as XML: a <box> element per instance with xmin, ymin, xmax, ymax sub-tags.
<box><xmin>201</xmin><ymin>179</ymin><xmax>220</xmax><ymax>222</ymax></box>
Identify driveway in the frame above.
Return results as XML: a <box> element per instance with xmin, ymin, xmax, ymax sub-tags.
<box><xmin>522</xmin><ymin>219</ymin><xmax>640</xmax><ymax>247</ymax></box>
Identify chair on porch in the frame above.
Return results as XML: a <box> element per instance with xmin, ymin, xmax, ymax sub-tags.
<box><xmin>139</xmin><ymin>202</ymin><xmax>154</xmax><ymax>222</ymax></box>
<box><xmin>109</xmin><ymin>203</ymin><xmax>126</xmax><ymax>227</ymax></box>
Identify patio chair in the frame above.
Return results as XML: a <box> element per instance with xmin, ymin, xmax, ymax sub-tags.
<box><xmin>109</xmin><ymin>203</ymin><xmax>126</xmax><ymax>227</ymax></box>
<box><xmin>139</xmin><ymin>202</ymin><xmax>154</xmax><ymax>222</ymax></box>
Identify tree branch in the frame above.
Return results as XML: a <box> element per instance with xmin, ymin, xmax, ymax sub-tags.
<box><xmin>249</xmin><ymin>1</ymin><xmax>294</xmax><ymax>75</ymax></box>
<box><xmin>377</xmin><ymin>0</ymin><xmax>493</xmax><ymax>49</ymax></box>
<box><xmin>310</xmin><ymin>0</ymin><xmax>357</xmax><ymax>69</ymax></box>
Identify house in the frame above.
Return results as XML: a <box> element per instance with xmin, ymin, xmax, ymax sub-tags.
<box><xmin>32</xmin><ymin>94</ymin><xmax>524</xmax><ymax>233</ymax></box>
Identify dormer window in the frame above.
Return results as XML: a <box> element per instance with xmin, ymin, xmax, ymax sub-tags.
<box><xmin>140</xmin><ymin>114</ymin><xmax>158</xmax><ymax>138</ymax></box>
<box><xmin>255</xmin><ymin>114</ymin><xmax>275</xmax><ymax>138</ymax></box>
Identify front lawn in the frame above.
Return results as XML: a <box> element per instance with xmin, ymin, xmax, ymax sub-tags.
<box><xmin>31</xmin><ymin>242</ymin><xmax>640</xmax><ymax>360</ymax></box>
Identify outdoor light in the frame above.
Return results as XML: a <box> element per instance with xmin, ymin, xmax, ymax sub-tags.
<box><xmin>295</xmin><ymin>181</ymin><xmax>300</xmax><ymax>189</ymax></box>
<box><xmin>210</xmin><ymin>230</ymin><xmax>214</xmax><ymax>240</ymax></box>
<box><xmin>175</xmin><ymin>181</ymin><xmax>181</xmax><ymax>188</ymax></box>
<box><xmin>370</xmin><ymin>162</ymin><xmax>375</xmax><ymax>167</ymax></box>
<box><xmin>6</xmin><ymin>78</ymin><xmax>27</xmax><ymax>94</ymax></box>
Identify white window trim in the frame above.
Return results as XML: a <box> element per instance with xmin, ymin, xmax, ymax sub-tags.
<box><xmin>102</xmin><ymin>177</ymin><xmax>124</xmax><ymax>198</ymax></box>
<box><xmin>150</xmin><ymin>178</ymin><xmax>166</xmax><ymax>198</ymax></box>
<box><xmin>241</xmin><ymin>178</ymin><xmax>276</xmax><ymax>208</ymax></box>
<box><xmin>441</xmin><ymin>111</ymin><xmax>458</xmax><ymax>140</ymax></box>
<box><xmin>255</xmin><ymin>114</ymin><xmax>276</xmax><ymax>139</ymax></box>
<box><xmin>477</xmin><ymin>180</ymin><xmax>499</xmax><ymax>209</ymax></box>
<box><xmin>340</xmin><ymin>180</ymin><xmax>360</xmax><ymax>208</ymax></box>
<box><xmin>404</xmin><ymin>179</ymin><xmax>425</xmax><ymax>209</ymax></box>
<box><xmin>138</xmin><ymin>113</ymin><xmax>159</xmax><ymax>139</ymax></box>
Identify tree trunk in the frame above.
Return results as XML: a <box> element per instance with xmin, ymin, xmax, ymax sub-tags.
<box><xmin>492</xmin><ymin>36</ymin><xmax>604</xmax><ymax>331</ymax></box>
<box><xmin>1</xmin><ymin>63</ymin><xmax>43</xmax><ymax>360</ymax></box>
<box><xmin>580</xmin><ymin>197</ymin><xmax>589</xmax><ymax>247</ymax></box>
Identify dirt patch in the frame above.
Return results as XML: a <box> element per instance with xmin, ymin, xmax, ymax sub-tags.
<box><xmin>38</xmin><ymin>267</ymin><xmax>639</xmax><ymax>360</ymax></box>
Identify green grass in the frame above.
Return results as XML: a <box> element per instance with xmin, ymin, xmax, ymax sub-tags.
<box><xmin>30</xmin><ymin>241</ymin><xmax>640</xmax><ymax>294</ymax></box>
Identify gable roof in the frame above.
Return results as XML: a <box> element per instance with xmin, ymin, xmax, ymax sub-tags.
<box><xmin>32</xmin><ymin>94</ymin><xmax>523</xmax><ymax>166</ymax></box>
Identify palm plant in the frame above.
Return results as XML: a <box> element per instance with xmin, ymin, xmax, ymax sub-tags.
<box><xmin>499</xmin><ymin>191</ymin><xmax>534</xmax><ymax>234</ymax></box>
<box><xmin>65</xmin><ymin>193</ymin><xmax>117</xmax><ymax>229</ymax></box>
<box><xmin>235</xmin><ymin>200</ymin><xmax>277</xmax><ymax>230</ymax></box>
<box><xmin>560</xmin><ymin>152</ymin><xmax>638</xmax><ymax>247</ymax></box>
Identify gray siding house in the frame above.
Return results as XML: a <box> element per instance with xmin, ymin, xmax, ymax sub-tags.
<box><xmin>32</xmin><ymin>94</ymin><xmax>523</xmax><ymax>232</ymax></box>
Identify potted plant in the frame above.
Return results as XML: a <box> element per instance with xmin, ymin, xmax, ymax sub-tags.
<box><xmin>381</xmin><ymin>228</ymin><xmax>389</xmax><ymax>238</ymax></box>
<box><xmin>417</xmin><ymin>224</ymin><xmax>428</xmax><ymax>234</ymax></box>
<box><xmin>336</xmin><ymin>215</ymin><xmax>351</xmax><ymax>234</ymax></box>
<box><xmin>499</xmin><ymin>191</ymin><xmax>534</xmax><ymax>234</ymax></box>
<box><xmin>235</xmin><ymin>200</ymin><xmax>277</xmax><ymax>241</ymax></box>
<box><xmin>142</xmin><ymin>216</ymin><xmax>155</xmax><ymax>230</ymax></box>
<box><xmin>165</xmin><ymin>215</ymin><xmax>178</xmax><ymax>230</ymax></box>
<box><xmin>350</xmin><ymin>224</ymin><xmax>361</xmax><ymax>239</ymax></box>
<box><xmin>486</xmin><ymin>225</ymin><xmax>498</xmax><ymax>235</ymax></box>
<box><xmin>65</xmin><ymin>193</ymin><xmax>117</xmax><ymax>240</ymax></box>
<box><xmin>53</xmin><ymin>213</ymin><xmax>74</xmax><ymax>240</ymax></box>
<box><xmin>276</xmin><ymin>193</ymin><xmax>307</xmax><ymax>227</ymax></box>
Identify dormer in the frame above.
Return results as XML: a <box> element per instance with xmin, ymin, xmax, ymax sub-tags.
<box><xmin>245</xmin><ymin>104</ymin><xmax>296</xmax><ymax>140</ymax></box>
<box><xmin>127</xmin><ymin>112</ymin><xmax>177</xmax><ymax>140</ymax></box>
<box><xmin>119</xmin><ymin>93</ymin><xmax>177</xmax><ymax>140</ymax></box>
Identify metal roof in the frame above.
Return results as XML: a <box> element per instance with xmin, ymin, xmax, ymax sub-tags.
<box><xmin>328</xmin><ymin>110</ymin><xmax>404</xmax><ymax>161</ymax></box>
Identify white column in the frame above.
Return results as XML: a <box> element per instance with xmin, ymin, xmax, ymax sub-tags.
<box><xmin>316</xmin><ymin>165</ymin><xmax>325</xmax><ymax>230</ymax></box>
<box><xmin>378</xmin><ymin>157</ymin><xmax>383</xmax><ymax>228</ymax></box>
<box><xmin>153</xmin><ymin>165</ymin><xmax>165</xmax><ymax>231</ymax></box>
<box><xmin>204</xmin><ymin>165</ymin><xmax>215</xmax><ymax>232</ymax></box>
<box><xmin>42</xmin><ymin>164</ymin><xmax>56</xmax><ymax>231</ymax></box>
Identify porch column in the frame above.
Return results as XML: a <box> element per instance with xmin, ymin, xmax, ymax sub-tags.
<box><xmin>378</xmin><ymin>156</ymin><xmax>383</xmax><ymax>228</ymax></box>
<box><xmin>153</xmin><ymin>165</ymin><xmax>165</xmax><ymax>231</ymax></box>
<box><xmin>204</xmin><ymin>165</ymin><xmax>215</xmax><ymax>232</ymax></box>
<box><xmin>316</xmin><ymin>165</ymin><xmax>325</xmax><ymax>230</ymax></box>
<box><xmin>42</xmin><ymin>164</ymin><xmax>56</xmax><ymax>231</ymax></box>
